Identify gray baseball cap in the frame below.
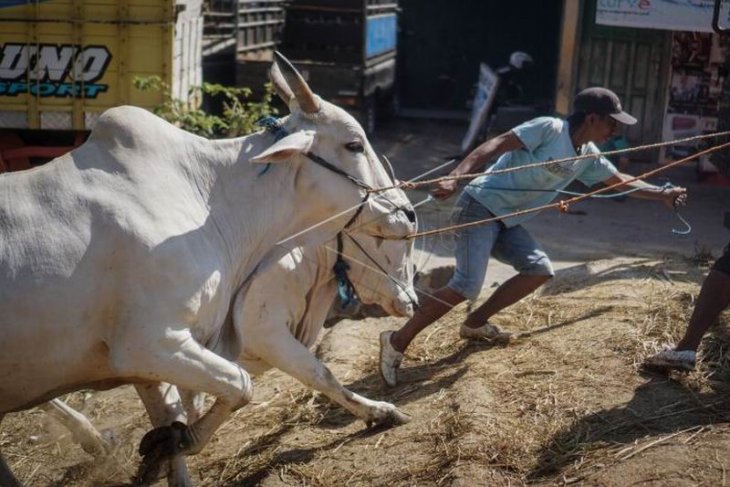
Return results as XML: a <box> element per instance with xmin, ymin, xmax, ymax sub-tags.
<box><xmin>574</xmin><ymin>87</ymin><xmax>637</xmax><ymax>125</ymax></box>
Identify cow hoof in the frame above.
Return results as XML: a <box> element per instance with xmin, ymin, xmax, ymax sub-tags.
<box><xmin>79</xmin><ymin>427</ymin><xmax>119</xmax><ymax>458</ymax></box>
<box><xmin>101</xmin><ymin>427</ymin><xmax>120</xmax><ymax>451</ymax></box>
<box><xmin>134</xmin><ymin>422</ymin><xmax>192</xmax><ymax>486</ymax></box>
<box><xmin>366</xmin><ymin>407</ymin><xmax>411</xmax><ymax>429</ymax></box>
<box><xmin>139</xmin><ymin>421</ymin><xmax>192</xmax><ymax>457</ymax></box>
<box><xmin>388</xmin><ymin>408</ymin><xmax>411</xmax><ymax>426</ymax></box>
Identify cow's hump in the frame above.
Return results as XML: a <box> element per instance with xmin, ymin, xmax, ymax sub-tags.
<box><xmin>88</xmin><ymin>106</ymin><xmax>187</xmax><ymax>153</ymax></box>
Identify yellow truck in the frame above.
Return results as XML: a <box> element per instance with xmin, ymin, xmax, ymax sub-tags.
<box><xmin>0</xmin><ymin>0</ymin><xmax>202</xmax><ymax>171</ymax></box>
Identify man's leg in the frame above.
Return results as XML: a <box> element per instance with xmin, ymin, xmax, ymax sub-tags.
<box><xmin>464</xmin><ymin>223</ymin><xmax>554</xmax><ymax>330</ymax></box>
<box><xmin>380</xmin><ymin>286</ymin><xmax>470</xmax><ymax>387</ymax></box>
<box><xmin>675</xmin><ymin>269</ymin><xmax>730</xmax><ymax>352</ymax></box>
<box><xmin>463</xmin><ymin>274</ymin><xmax>551</xmax><ymax>328</ymax></box>
<box><xmin>390</xmin><ymin>194</ymin><xmax>501</xmax><ymax>353</ymax></box>
<box><xmin>379</xmin><ymin>193</ymin><xmax>500</xmax><ymax>386</ymax></box>
<box><xmin>390</xmin><ymin>286</ymin><xmax>465</xmax><ymax>352</ymax></box>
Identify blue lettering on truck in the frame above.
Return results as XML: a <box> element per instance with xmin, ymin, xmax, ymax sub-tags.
<box><xmin>0</xmin><ymin>43</ymin><xmax>111</xmax><ymax>98</ymax></box>
<box><xmin>366</xmin><ymin>14</ymin><xmax>397</xmax><ymax>58</ymax></box>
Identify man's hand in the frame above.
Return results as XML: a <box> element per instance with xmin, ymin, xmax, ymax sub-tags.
<box><xmin>426</xmin><ymin>131</ymin><xmax>523</xmax><ymax>202</ymax></box>
<box><xmin>431</xmin><ymin>179</ymin><xmax>458</xmax><ymax>200</ymax></box>
<box><xmin>662</xmin><ymin>186</ymin><xmax>688</xmax><ymax>210</ymax></box>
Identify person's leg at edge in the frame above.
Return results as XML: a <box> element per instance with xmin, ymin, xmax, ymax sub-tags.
<box><xmin>644</xmin><ymin>245</ymin><xmax>730</xmax><ymax>371</ymax></box>
<box><xmin>675</xmin><ymin>268</ymin><xmax>730</xmax><ymax>352</ymax></box>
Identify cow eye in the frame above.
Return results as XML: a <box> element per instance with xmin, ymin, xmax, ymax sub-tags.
<box><xmin>345</xmin><ymin>141</ymin><xmax>364</xmax><ymax>153</ymax></box>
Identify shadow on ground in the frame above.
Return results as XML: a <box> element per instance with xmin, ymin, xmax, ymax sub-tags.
<box><xmin>530</xmin><ymin>369</ymin><xmax>730</xmax><ymax>480</ymax></box>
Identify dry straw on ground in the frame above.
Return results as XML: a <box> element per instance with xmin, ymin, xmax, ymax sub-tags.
<box><xmin>3</xmin><ymin>255</ymin><xmax>730</xmax><ymax>486</ymax></box>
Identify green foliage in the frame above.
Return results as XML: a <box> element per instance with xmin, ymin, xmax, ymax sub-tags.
<box><xmin>133</xmin><ymin>76</ymin><xmax>277</xmax><ymax>138</ymax></box>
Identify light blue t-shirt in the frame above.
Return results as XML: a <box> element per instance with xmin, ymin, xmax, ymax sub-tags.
<box><xmin>464</xmin><ymin>116</ymin><xmax>618</xmax><ymax>227</ymax></box>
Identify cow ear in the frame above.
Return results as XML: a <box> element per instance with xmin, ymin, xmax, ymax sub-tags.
<box><xmin>250</xmin><ymin>131</ymin><xmax>314</xmax><ymax>164</ymax></box>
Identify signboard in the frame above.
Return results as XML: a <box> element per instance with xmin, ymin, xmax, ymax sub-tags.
<box><xmin>596</xmin><ymin>0</ymin><xmax>730</xmax><ymax>33</ymax></box>
<box><xmin>366</xmin><ymin>14</ymin><xmax>397</xmax><ymax>58</ymax></box>
<box><xmin>461</xmin><ymin>63</ymin><xmax>499</xmax><ymax>153</ymax></box>
<box><xmin>660</xmin><ymin>31</ymin><xmax>726</xmax><ymax>174</ymax></box>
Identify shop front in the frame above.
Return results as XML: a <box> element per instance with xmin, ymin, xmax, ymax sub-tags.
<box><xmin>557</xmin><ymin>0</ymin><xmax>730</xmax><ymax>178</ymax></box>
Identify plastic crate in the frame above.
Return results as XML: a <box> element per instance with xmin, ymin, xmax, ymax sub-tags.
<box><xmin>288</xmin><ymin>0</ymin><xmax>397</xmax><ymax>10</ymax></box>
<box><xmin>236</xmin><ymin>0</ymin><xmax>287</xmax><ymax>61</ymax></box>
<box><xmin>281</xmin><ymin>1</ymin><xmax>397</xmax><ymax>64</ymax></box>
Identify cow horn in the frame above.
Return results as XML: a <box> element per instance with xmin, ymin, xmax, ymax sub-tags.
<box><xmin>274</xmin><ymin>51</ymin><xmax>320</xmax><ymax>114</ymax></box>
<box><xmin>268</xmin><ymin>61</ymin><xmax>294</xmax><ymax>105</ymax></box>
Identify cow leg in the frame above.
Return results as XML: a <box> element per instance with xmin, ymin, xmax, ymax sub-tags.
<box><xmin>178</xmin><ymin>389</ymin><xmax>206</xmax><ymax>424</ymax></box>
<box><xmin>249</xmin><ymin>328</ymin><xmax>409</xmax><ymax>428</ymax></box>
<box><xmin>38</xmin><ymin>399</ymin><xmax>115</xmax><ymax>458</ymax></box>
<box><xmin>134</xmin><ymin>383</ymin><xmax>192</xmax><ymax>487</ymax></box>
<box><xmin>109</xmin><ymin>330</ymin><xmax>252</xmax><ymax>484</ymax></box>
<box><xmin>0</xmin><ymin>415</ymin><xmax>23</xmax><ymax>487</ymax></box>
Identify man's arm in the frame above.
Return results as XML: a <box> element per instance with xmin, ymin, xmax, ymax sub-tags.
<box><xmin>603</xmin><ymin>172</ymin><xmax>687</xmax><ymax>209</ymax></box>
<box><xmin>432</xmin><ymin>131</ymin><xmax>524</xmax><ymax>200</ymax></box>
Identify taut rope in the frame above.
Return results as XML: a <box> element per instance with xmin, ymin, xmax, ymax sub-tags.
<box><xmin>405</xmin><ymin>140</ymin><xmax>730</xmax><ymax>240</ymax></box>
<box><xmin>370</xmin><ymin>130</ymin><xmax>730</xmax><ymax>194</ymax></box>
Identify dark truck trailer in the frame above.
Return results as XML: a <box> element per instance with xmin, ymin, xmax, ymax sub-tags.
<box><xmin>236</xmin><ymin>0</ymin><xmax>399</xmax><ymax>134</ymax></box>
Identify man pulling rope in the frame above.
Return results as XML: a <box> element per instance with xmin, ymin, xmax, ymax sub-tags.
<box><xmin>378</xmin><ymin>87</ymin><xmax>688</xmax><ymax>387</ymax></box>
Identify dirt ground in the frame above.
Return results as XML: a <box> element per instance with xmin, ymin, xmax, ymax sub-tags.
<box><xmin>2</xmin><ymin>119</ymin><xmax>730</xmax><ymax>486</ymax></box>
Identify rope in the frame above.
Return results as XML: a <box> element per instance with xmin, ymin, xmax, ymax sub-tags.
<box><xmin>405</xmin><ymin>140</ymin><xmax>730</xmax><ymax>240</ymax></box>
<box><xmin>465</xmin><ymin>181</ymin><xmax>657</xmax><ymax>199</ymax></box>
<box><xmin>672</xmin><ymin>207</ymin><xmax>693</xmax><ymax>236</ymax></box>
<box><xmin>370</xmin><ymin>130</ymin><xmax>730</xmax><ymax>193</ymax></box>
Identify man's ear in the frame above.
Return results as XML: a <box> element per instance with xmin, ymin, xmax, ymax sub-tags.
<box><xmin>250</xmin><ymin>131</ymin><xmax>314</xmax><ymax>164</ymax></box>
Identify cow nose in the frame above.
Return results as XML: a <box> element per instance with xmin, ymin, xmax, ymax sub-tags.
<box><xmin>394</xmin><ymin>299</ymin><xmax>415</xmax><ymax>318</ymax></box>
<box><xmin>402</xmin><ymin>209</ymin><xmax>416</xmax><ymax>223</ymax></box>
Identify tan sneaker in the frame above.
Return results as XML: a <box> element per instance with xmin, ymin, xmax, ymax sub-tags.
<box><xmin>459</xmin><ymin>322</ymin><xmax>512</xmax><ymax>343</ymax></box>
<box><xmin>379</xmin><ymin>330</ymin><xmax>403</xmax><ymax>387</ymax></box>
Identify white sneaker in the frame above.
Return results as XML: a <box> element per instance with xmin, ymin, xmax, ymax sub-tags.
<box><xmin>459</xmin><ymin>322</ymin><xmax>512</xmax><ymax>343</ymax></box>
<box><xmin>379</xmin><ymin>331</ymin><xmax>403</xmax><ymax>387</ymax></box>
<box><xmin>643</xmin><ymin>349</ymin><xmax>696</xmax><ymax>372</ymax></box>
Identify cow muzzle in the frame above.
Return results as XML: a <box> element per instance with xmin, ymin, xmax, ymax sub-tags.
<box><xmin>389</xmin><ymin>287</ymin><xmax>418</xmax><ymax>318</ymax></box>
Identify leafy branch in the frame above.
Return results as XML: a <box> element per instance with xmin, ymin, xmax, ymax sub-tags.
<box><xmin>133</xmin><ymin>76</ymin><xmax>277</xmax><ymax>138</ymax></box>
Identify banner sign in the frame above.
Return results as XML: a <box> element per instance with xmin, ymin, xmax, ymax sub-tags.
<box><xmin>596</xmin><ymin>0</ymin><xmax>730</xmax><ymax>33</ymax></box>
<box><xmin>461</xmin><ymin>63</ymin><xmax>499</xmax><ymax>153</ymax></box>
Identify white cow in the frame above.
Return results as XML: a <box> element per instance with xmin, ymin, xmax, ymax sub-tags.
<box><xmin>195</xmin><ymin>230</ymin><xmax>417</xmax><ymax>423</ymax></box>
<box><xmin>24</xmin><ymin>226</ymin><xmax>417</xmax><ymax>485</ymax></box>
<box><xmin>0</xmin><ymin>53</ymin><xmax>417</xmax><ymax>487</ymax></box>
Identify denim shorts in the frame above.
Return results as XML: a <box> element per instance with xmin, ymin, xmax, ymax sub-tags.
<box><xmin>447</xmin><ymin>192</ymin><xmax>554</xmax><ymax>300</ymax></box>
